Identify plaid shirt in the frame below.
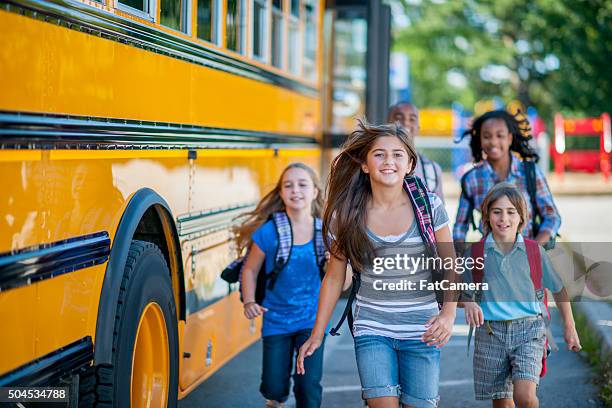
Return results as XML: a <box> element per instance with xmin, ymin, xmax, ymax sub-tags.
<box><xmin>453</xmin><ymin>154</ymin><xmax>561</xmax><ymax>241</ymax></box>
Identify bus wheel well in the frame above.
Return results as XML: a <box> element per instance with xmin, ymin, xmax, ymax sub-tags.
<box><xmin>133</xmin><ymin>205</ymin><xmax>186</xmax><ymax>322</ymax></box>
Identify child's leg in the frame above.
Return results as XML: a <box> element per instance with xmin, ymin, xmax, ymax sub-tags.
<box><xmin>508</xmin><ymin>318</ymin><xmax>545</xmax><ymax>408</ymax></box>
<box><xmin>354</xmin><ymin>335</ymin><xmax>401</xmax><ymax>408</ymax></box>
<box><xmin>473</xmin><ymin>323</ymin><xmax>513</xmax><ymax>401</ymax></box>
<box><xmin>396</xmin><ymin>339</ymin><xmax>440</xmax><ymax>408</ymax></box>
<box><xmin>492</xmin><ymin>398</ymin><xmax>514</xmax><ymax>408</ymax></box>
<box><xmin>261</xmin><ymin>333</ymin><xmax>295</xmax><ymax>404</ymax></box>
<box><xmin>512</xmin><ymin>380</ymin><xmax>538</xmax><ymax>408</ymax></box>
<box><xmin>292</xmin><ymin>329</ymin><xmax>325</xmax><ymax>408</ymax></box>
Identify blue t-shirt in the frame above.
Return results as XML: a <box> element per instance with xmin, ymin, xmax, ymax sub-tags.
<box><xmin>463</xmin><ymin>234</ymin><xmax>564</xmax><ymax>321</ymax></box>
<box><xmin>252</xmin><ymin>219</ymin><xmax>322</xmax><ymax>337</ymax></box>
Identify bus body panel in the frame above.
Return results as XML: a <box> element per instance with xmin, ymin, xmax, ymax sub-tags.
<box><xmin>0</xmin><ymin>149</ymin><xmax>320</xmax><ymax>392</ymax></box>
<box><xmin>0</xmin><ymin>0</ymin><xmax>326</xmax><ymax>397</ymax></box>
<box><xmin>0</xmin><ymin>10</ymin><xmax>320</xmax><ymax>137</ymax></box>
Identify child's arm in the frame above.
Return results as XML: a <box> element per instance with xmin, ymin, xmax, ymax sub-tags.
<box><xmin>541</xmin><ymin>246</ymin><xmax>581</xmax><ymax>352</ymax></box>
<box><xmin>297</xmin><ymin>246</ymin><xmax>348</xmax><ymax>374</ymax></box>
<box><xmin>551</xmin><ymin>288</ymin><xmax>582</xmax><ymax>352</ymax></box>
<box><xmin>240</xmin><ymin>244</ymin><xmax>268</xmax><ymax>319</ymax></box>
<box><xmin>422</xmin><ymin>225</ymin><xmax>457</xmax><ymax>348</ymax></box>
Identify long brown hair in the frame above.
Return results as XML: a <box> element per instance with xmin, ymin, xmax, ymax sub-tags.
<box><xmin>233</xmin><ymin>162</ymin><xmax>324</xmax><ymax>254</ymax></box>
<box><xmin>323</xmin><ymin>118</ymin><xmax>417</xmax><ymax>271</ymax></box>
<box><xmin>480</xmin><ymin>182</ymin><xmax>528</xmax><ymax>236</ymax></box>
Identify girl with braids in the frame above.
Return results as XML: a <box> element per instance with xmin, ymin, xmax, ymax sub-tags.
<box><xmin>453</xmin><ymin>110</ymin><xmax>561</xmax><ymax>248</ymax></box>
<box><xmin>297</xmin><ymin>120</ymin><xmax>458</xmax><ymax>408</ymax></box>
<box><xmin>237</xmin><ymin>163</ymin><xmax>327</xmax><ymax>408</ymax></box>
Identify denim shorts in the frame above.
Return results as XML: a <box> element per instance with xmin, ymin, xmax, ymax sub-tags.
<box><xmin>354</xmin><ymin>335</ymin><xmax>440</xmax><ymax>408</ymax></box>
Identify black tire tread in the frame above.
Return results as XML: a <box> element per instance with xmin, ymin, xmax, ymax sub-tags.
<box><xmin>79</xmin><ymin>240</ymin><xmax>169</xmax><ymax>407</ymax></box>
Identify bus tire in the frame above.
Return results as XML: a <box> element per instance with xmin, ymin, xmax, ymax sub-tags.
<box><xmin>79</xmin><ymin>240</ymin><xmax>178</xmax><ymax>407</ymax></box>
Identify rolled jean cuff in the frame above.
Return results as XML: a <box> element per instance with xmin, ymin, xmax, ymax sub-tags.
<box><xmin>401</xmin><ymin>392</ymin><xmax>440</xmax><ymax>408</ymax></box>
<box><xmin>361</xmin><ymin>384</ymin><xmax>400</xmax><ymax>400</ymax></box>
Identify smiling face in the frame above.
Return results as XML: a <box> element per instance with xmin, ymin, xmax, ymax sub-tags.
<box><xmin>361</xmin><ymin>136</ymin><xmax>413</xmax><ymax>187</ymax></box>
<box><xmin>480</xmin><ymin>118</ymin><xmax>512</xmax><ymax>162</ymax></box>
<box><xmin>389</xmin><ymin>103</ymin><xmax>419</xmax><ymax>140</ymax></box>
<box><xmin>279</xmin><ymin>167</ymin><xmax>318</xmax><ymax>212</ymax></box>
<box><xmin>487</xmin><ymin>195</ymin><xmax>522</xmax><ymax>242</ymax></box>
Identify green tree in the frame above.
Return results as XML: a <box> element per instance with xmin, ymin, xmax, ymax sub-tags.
<box><xmin>395</xmin><ymin>0</ymin><xmax>611</xmax><ymax>119</ymax></box>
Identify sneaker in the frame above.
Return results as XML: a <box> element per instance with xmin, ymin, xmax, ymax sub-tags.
<box><xmin>265</xmin><ymin>400</ymin><xmax>285</xmax><ymax>408</ymax></box>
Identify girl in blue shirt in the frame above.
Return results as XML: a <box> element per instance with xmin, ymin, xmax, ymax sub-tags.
<box><xmin>463</xmin><ymin>183</ymin><xmax>581</xmax><ymax>408</ymax></box>
<box><xmin>237</xmin><ymin>162</ymin><xmax>326</xmax><ymax>408</ymax></box>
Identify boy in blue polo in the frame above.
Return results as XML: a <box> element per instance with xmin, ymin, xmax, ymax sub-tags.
<box><xmin>462</xmin><ymin>183</ymin><xmax>581</xmax><ymax>408</ymax></box>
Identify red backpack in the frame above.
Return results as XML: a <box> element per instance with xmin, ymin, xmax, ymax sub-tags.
<box><xmin>470</xmin><ymin>238</ymin><xmax>555</xmax><ymax>377</ymax></box>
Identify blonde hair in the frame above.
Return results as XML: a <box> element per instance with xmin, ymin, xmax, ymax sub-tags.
<box><xmin>323</xmin><ymin>118</ymin><xmax>417</xmax><ymax>271</ymax></box>
<box><xmin>480</xmin><ymin>182</ymin><xmax>528</xmax><ymax>235</ymax></box>
<box><xmin>233</xmin><ymin>162</ymin><xmax>323</xmax><ymax>254</ymax></box>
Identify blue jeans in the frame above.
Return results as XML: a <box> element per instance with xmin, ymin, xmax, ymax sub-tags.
<box><xmin>354</xmin><ymin>335</ymin><xmax>440</xmax><ymax>408</ymax></box>
<box><xmin>260</xmin><ymin>329</ymin><xmax>324</xmax><ymax>408</ymax></box>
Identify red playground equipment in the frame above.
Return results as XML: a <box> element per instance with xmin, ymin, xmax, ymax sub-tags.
<box><xmin>553</xmin><ymin>112</ymin><xmax>611</xmax><ymax>181</ymax></box>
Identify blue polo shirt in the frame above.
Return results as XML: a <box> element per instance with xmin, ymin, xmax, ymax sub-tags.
<box><xmin>252</xmin><ymin>220</ymin><xmax>321</xmax><ymax>337</ymax></box>
<box><xmin>463</xmin><ymin>234</ymin><xmax>564</xmax><ymax>321</ymax></box>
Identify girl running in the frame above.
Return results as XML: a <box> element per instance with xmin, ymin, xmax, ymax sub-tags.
<box><xmin>238</xmin><ymin>163</ymin><xmax>326</xmax><ymax>408</ymax></box>
<box><xmin>297</xmin><ymin>120</ymin><xmax>458</xmax><ymax>408</ymax></box>
<box><xmin>454</xmin><ymin>110</ymin><xmax>560</xmax><ymax>248</ymax></box>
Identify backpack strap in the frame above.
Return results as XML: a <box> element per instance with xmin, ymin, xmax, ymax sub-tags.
<box><xmin>267</xmin><ymin>212</ymin><xmax>293</xmax><ymax>290</ymax></box>
<box><xmin>313</xmin><ymin>217</ymin><xmax>326</xmax><ymax>279</ymax></box>
<box><xmin>403</xmin><ymin>175</ymin><xmax>437</xmax><ymax>257</ymax></box>
<box><xmin>419</xmin><ymin>153</ymin><xmax>439</xmax><ymax>193</ymax></box>
<box><xmin>524</xmin><ymin>161</ymin><xmax>541</xmax><ymax>236</ymax></box>
<box><xmin>524</xmin><ymin>238</ymin><xmax>557</xmax><ymax>354</ymax></box>
<box><xmin>460</xmin><ymin>169</ymin><xmax>478</xmax><ymax>232</ymax></box>
<box><xmin>329</xmin><ymin>272</ymin><xmax>361</xmax><ymax>337</ymax></box>
<box><xmin>404</xmin><ymin>175</ymin><xmax>447</xmax><ymax>308</ymax></box>
<box><xmin>470</xmin><ymin>239</ymin><xmax>486</xmax><ymax>287</ymax></box>
<box><xmin>525</xmin><ymin>239</ymin><xmax>543</xmax><ymax>299</ymax></box>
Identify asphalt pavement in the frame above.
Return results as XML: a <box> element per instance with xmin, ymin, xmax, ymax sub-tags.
<box><xmin>179</xmin><ymin>301</ymin><xmax>601</xmax><ymax>408</ymax></box>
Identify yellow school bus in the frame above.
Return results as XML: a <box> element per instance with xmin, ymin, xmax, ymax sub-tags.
<box><xmin>0</xmin><ymin>0</ymin><xmax>324</xmax><ymax>404</ymax></box>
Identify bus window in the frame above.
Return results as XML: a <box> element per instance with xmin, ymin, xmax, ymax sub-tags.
<box><xmin>271</xmin><ymin>0</ymin><xmax>284</xmax><ymax>69</ymax></box>
<box><xmin>331</xmin><ymin>16</ymin><xmax>367</xmax><ymax>134</ymax></box>
<box><xmin>117</xmin><ymin>0</ymin><xmax>154</xmax><ymax>20</ymax></box>
<box><xmin>160</xmin><ymin>0</ymin><xmax>189</xmax><ymax>33</ymax></box>
<box><xmin>197</xmin><ymin>0</ymin><xmax>220</xmax><ymax>43</ymax></box>
<box><xmin>288</xmin><ymin>0</ymin><xmax>300</xmax><ymax>74</ymax></box>
<box><xmin>226</xmin><ymin>0</ymin><xmax>246</xmax><ymax>53</ymax></box>
<box><xmin>252</xmin><ymin>0</ymin><xmax>268</xmax><ymax>61</ymax></box>
<box><xmin>303</xmin><ymin>0</ymin><xmax>317</xmax><ymax>81</ymax></box>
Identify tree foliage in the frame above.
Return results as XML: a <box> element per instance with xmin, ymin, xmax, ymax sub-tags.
<box><xmin>395</xmin><ymin>0</ymin><xmax>611</xmax><ymax>119</ymax></box>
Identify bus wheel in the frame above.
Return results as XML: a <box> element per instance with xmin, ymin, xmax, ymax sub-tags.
<box><xmin>80</xmin><ymin>240</ymin><xmax>178</xmax><ymax>407</ymax></box>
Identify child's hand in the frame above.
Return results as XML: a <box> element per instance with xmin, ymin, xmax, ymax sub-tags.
<box><xmin>564</xmin><ymin>325</ymin><xmax>582</xmax><ymax>352</ymax></box>
<box><xmin>296</xmin><ymin>335</ymin><xmax>323</xmax><ymax>375</ymax></box>
<box><xmin>464</xmin><ymin>302</ymin><xmax>484</xmax><ymax>327</ymax></box>
<box><xmin>422</xmin><ymin>310</ymin><xmax>454</xmax><ymax>348</ymax></box>
<box><xmin>243</xmin><ymin>302</ymin><xmax>268</xmax><ymax>319</ymax></box>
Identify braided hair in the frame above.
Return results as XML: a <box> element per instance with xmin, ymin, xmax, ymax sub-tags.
<box><xmin>462</xmin><ymin>110</ymin><xmax>539</xmax><ymax>163</ymax></box>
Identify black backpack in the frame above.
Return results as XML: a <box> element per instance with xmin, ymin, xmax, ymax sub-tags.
<box><xmin>221</xmin><ymin>212</ymin><xmax>326</xmax><ymax>304</ymax></box>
